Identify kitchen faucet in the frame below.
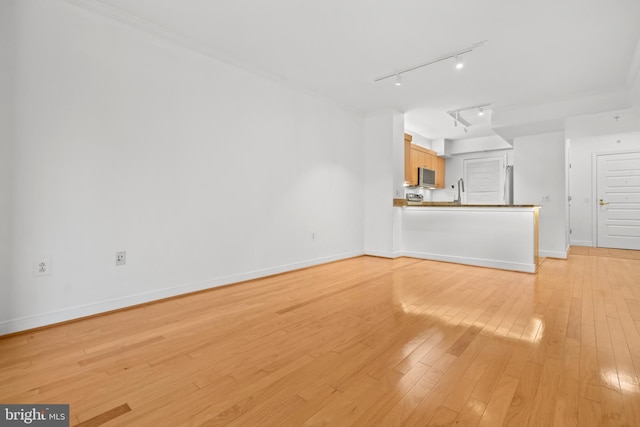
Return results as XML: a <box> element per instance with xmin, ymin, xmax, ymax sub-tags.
<box><xmin>456</xmin><ymin>178</ymin><xmax>465</xmax><ymax>204</ymax></box>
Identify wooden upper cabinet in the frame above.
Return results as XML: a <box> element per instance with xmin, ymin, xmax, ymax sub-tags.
<box><xmin>436</xmin><ymin>156</ymin><xmax>445</xmax><ymax>189</ymax></box>
<box><xmin>403</xmin><ymin>133</ymin><xmax>445</xmax><ymax>188</ymax></box>
<box><xmin>423</xmin><ymin>152</ymin><xmax>436</xmax><ymax>170</ymax></box>
<box><xmin>404</xmin><ymin>134</ymin><xmax>413</xmax><ymax>184</ymax></box>
<box><xmin>410</xmin><ymin>149</ymin><xmax>421</xmax><ymax>185</ymax></box>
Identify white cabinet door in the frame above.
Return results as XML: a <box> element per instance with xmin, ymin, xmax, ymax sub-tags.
<box><xmin>463</xmin><ymin>156</ymin><xmax>505</xmax><ymax>204</ymax></box>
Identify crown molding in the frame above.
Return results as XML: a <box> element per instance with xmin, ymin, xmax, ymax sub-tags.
<box><xmin>61</xmin><ymin>0</ymin><xmax>362</xmax><ymax>115</ymax></box>
<box><xmin>62</xmin><ymin>0</ymin><xmax>275</xmax><ymax>78</ymax></box>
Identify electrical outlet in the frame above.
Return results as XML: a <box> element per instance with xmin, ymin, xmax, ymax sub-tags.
<box><xmin>116</xmin><ymin>251</ymin><xmax>126</xmax><ymax>266</ymax></box>
<box><xmin>34</xmin><ymin>258</ymin><xmax>51</xmax><ymax>276</ymax></box>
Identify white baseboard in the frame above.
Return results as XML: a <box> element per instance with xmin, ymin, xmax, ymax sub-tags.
<box><xmin>0</xmin><ymin>250</ymin><xmax>364</xmax><ymax>336</ymax></box>
<box><xmin>570</xmin><ymin>240</ymin><xmax>593</xmax><ymax>247</ymax></box>
<box><xmin>364</xmin><ymin>250</ymin><xmax>403</xmax><ymax>259</ymax></box>
<box><xmin>401</xmin><ymin>251</ymin><xmax>536</xmax><ymax>273</ymax></box>
<box><xmin>539</xmin><ymin>248</ymin><xmax>569</xmax><ymax>259</ymax></box>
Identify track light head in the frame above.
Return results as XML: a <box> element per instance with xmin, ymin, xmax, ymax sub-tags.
<box><xmin>455</xmin><ymin>55</ymin><xmax>464</xmax><ymax>70</ymax></box>
<box><xmin>395</xmin><ymin>73</ymin><xmax>402</xmax><ymax>86</ymax></box>
<box><xmin>478</xmin><ymin>107</ymin><xmax>484</xmax><ymax>116</ymax></box>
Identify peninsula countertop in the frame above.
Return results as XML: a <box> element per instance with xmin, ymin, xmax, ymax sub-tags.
<box><xmin>393</xmin><ymin>199</ymin><xmax>540</xmax><ymax>208</ymax></box>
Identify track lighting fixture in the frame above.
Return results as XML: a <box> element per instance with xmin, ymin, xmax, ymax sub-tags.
<box><xmin>373</xmin><ymin>40</ymin><xmax>487</xmax><ymax>84</ymax></box>
<box><xmin>395</xmin><ymin>73</ymin><xmax>402</xmax><ymax>86</ymax></box>
<box><xmin>447</xmin><ymin>103</ymin><xmax>491</xmax><ymax>130</ymax></box>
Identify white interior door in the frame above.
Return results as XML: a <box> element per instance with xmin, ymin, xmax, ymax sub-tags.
<box><xmin>596</xmin><ymin>152</ymin><xmax>640</xmax><ymax>249</ymax></box>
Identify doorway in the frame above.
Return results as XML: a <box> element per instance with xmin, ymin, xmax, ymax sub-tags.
<box><xmin>595</xmin><ymin>151</ymin><xmax>640</xmax><ymax>249</ymax></box>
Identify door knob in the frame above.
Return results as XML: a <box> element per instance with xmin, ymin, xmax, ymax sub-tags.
<box><xmin>599</xmin><ymin>199</ymin><xmax>609</xmax><ymax>206</ymax></box>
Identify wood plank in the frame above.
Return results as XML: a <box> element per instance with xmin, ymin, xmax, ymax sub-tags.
<box><xmin>578</xmin><ymin>397</ymin><xmax>603</xmax><ymax>427</ymax></box>
<box><xmin>454</xmin><ymin>398</ymin><xmax>486</xmax><ymax>427</ymax></box>
<box><xmin>367</xmin><ymin>353</ymin><xmax>458</xmax><ymax>426</ymax></box>
<box><xmin>553</xmin><ymin>337</ymin><xmax>580</xmax><ymax>427</ymax></box>
<box><xmin>503</xmin><ymin>361</ymin><xmax>543</xmax><ymax>427</ymax></box>
<box><xmin>600</xmin><ymin>385</ymin><xmax>629</xmax><ymax>426</ymax></box>
<box><xmin>527</xmin><ymin>356</ymin><xmax>563</xmax><ymax>426</ymax></box>
<box><xmin>477</xmin><ymin>374</ymin><xmax>519</xmax><ymax>427</ymax></box>
<box><xmin>75</xmin><ymin>403</ymin><xmax>131</xmax><ymax>427</ymax></box>
<box><xmin>442</xmin><ymin>337</ymin><xmax>496</xmax><ymax>412</ymax></box>
<box><xmin>429</xmin><ymin>405</ymin><xmax>459</xmax><ymax>426</ymax></box>
<box><xmin>401</xmin><ymin>333</ymin><xmax>488</xmax><ymax>426</ymax></box>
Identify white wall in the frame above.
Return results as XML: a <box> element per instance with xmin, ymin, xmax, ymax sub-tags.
<box><xmin>364</xmin><ymin>111</ymin><xmax>404</xmax><ymax>257</ymax></box>
<box><xmin>0</xmin><ymin>1</ymin><xmax>15</xmax><ymax>320</ymax></box>
<box><xmin>569</xmin><ymin>131</ymin><xmax>640</xmax><ymax>246</ymax></box>
<box><xmin>513</xmin><ymin>132</ymin><xmax>568</xmax><ymax>258</ymax></box>
<box><xmin>3</xmin><ymin>0</ymin><xmax>365</xmax><ymax>333</ymax></box>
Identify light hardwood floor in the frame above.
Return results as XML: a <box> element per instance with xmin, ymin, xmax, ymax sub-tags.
<box><xmin>2</xmin><ymin>250</ymin><xmax>640</xmax><ymax>426</ymax></box>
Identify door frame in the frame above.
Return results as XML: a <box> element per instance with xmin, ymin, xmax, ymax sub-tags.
<box><xmin>591</xmin><ymin>149</ymin><xmax>640</xmax><ymax>247</ymax></box>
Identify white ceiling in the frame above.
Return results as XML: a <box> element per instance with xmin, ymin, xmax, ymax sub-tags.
<box><xmin>83</xmin><ymin>0</ymin><xmax>640</xmax><ymax>140</ymax></box>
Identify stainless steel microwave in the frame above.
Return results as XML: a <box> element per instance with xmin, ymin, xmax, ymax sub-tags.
<box><xmin>418</xmin><ymin>167</ymin><xmax>436</xmax><ymax>188</ymax></box>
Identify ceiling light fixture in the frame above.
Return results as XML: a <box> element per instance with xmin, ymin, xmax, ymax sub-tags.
<box><xmin>373</xmin><ymin>40</ymin><xmax>487</xmax><ymax>84</ymax></box>
<box><xmin>395</xmin><ymin>73</ymin><xmax>402</xmax><ymax>86</ymax></box>
<box><xmin>448</xmin><ymin>103</ymin><xmax>491</xmax><ymax>129</ymax></box>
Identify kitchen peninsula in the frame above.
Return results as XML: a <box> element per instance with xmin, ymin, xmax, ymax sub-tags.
<box><xmin>393</xmin><ymin>199</ymin><xmax>540</xmax><ymax>273</ymax></box>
